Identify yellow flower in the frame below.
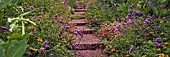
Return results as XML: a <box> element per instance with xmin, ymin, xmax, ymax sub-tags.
<box><xmin>142</xmin><ymin>55</ymin><xmax>146</xmax><ymax>57</ymax></box>
<box><xmin>149</xmin><ymin>32</ymin><xmax>154</xmax><ymax>34</ymax></box>
<box><xmin>164</xmin><ymin>42</ymin><xmax>169</xmax><ymax>45</ymax></box>
<box><xmin>126</xmin><ymin>54</ymin><xmax>130</xmax><ymax>57</ymax></box>
<box><xmin>111</xmin><ymin>48</ymin><xmax>116</xmax><ymax>51</ymax></box>
<box><xmin>157</xmin><ymin>48</ymin><xmax>161</xmax><ymax>51</ymax></box>
<box><xmin>63</xmin><ymin>39</ymin><xmax>67</xmax><ymax>43</ymax></box>
<box><xmin>30</xmin><ymin>47</ymin><xmax>38</xmax><ymax>52</ymax></box>
<box><xmin>159</xmin><ymin>53</ymin><xmax>165</xmax><ymax>57</ymax></box>
<box><xmin>61</xmin><ymin>2</ymin><xmax>64</xmax><ymax>4</ymax></box>
<box><xmin>37</xmin><ymin>38</ymin><xmax>42</xmax><ymax>42</ymax></box>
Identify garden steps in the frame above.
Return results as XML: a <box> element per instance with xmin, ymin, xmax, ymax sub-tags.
<box><xmin>67</xmin><ymin>0</ymin><xmax>108</xmax><ymax>57</ymax></box>
<box><xmin>73</xmin><ymin>50</ymin><xmax>108</xmax><ymax>57</ymax></box>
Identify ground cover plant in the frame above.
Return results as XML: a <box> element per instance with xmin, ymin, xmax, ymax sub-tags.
<box><xmin>86</xmin><ymin>0</ymin><xmax>170</xmax><ymax>57</ymax></box>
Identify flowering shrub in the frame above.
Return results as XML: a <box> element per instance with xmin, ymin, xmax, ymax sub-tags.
<box><xmin>0</xmin><ymin>0</ymin><xmax>75</xmax><ymax>57</ymax></box>
<box><xmin>86</xmin><ymin>0</ymin><xmax>170</xmax><ymax>57</ymax></box>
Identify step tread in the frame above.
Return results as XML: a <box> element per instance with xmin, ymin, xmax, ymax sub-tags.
<box><xmin>69</xmin><ymin>19</ymin><xmax>86</xmax><ymax>24</ymax></box>
<box><xmin>73</xmin><ymin>50</ymin><xmax>108</xmax><ymax>57</ymax></box>
<box><xmin>70</xmin><ymin>26</ymin><xmax>95</xmax><ymax>32</ymax></box>
<box><xmin>74</xmin><ymin>12</ymin><xmax>85</xmax><ymax>15</ymax></box>
<box><xmin>74</xmin><ymin>9</ymin><xmax>85</xmax><ymax>12</ymax></box>
<box><xmin>72</xmin><ymin>34</ymin><xmax>100</xmax><ymax>44</ymax></box>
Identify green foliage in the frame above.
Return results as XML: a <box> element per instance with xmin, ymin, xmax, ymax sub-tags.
<box><xmin>6</xmin><ymin>39</ymin><xmax>27</xmax><ymax>57</ymax></box>
<box><xmin>0</xmin><ymin>0</ymin><xmax>13</xmax><ymax>10</ymax></box>
<box><xmin>0</xmin><ymin>39</ymin><xmax>28</xmax><ymax>57</ymax></box>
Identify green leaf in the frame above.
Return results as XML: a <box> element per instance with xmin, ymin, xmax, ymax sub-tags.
<box><xmin>0</xmin><ymin>0</ymin><xmax>13</xmax><ymax>10</ymax></box>
<box><xmin>7</xmin><ymin>33</ymin><xmax>29</xmax><ymax>40</ymax></box>
<box><xmin>143</xmin><ymin>6</ymin><xmax>150</xmax><ymax>15</ymax></box>
<box><xmin>0</xmin><ymin>39</ymin><xmax>4</xmax><ymax>46</ymax></box>
<box><xmin>6</xmin><ymin>39</ymin><xmax>28</xmax><ymax>57</ymax></box>
<box><xmin>19</xmin><ymin>11</ymin><xmax>31</xmax><ymax>17</ymax></box>
<box><xmin>0</xmin><ymin>47</ymin><xmax>4</xmax><ymax>57</ymax></box>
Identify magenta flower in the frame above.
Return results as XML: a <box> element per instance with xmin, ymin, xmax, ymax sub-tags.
<box><xmin>136</xmin><ymin>46</ymin><xmax>139</xmax><ymax>50</ymax></box>
<box><xmin>154</xmin><ymin>38</ymin><xmax>163</xmax><ymax>47</ymax></box>
<box><xmin>0</xmin><ymin>26</ymin><xmax>8</xmax><ymax>32</ymax></box>
<box><xmin>115</xmin><ymin>24</ymin><xmax>121</xmax><ymax>29</ymax></box>
<box><xmin>127</xmin><ymin>19</ymin><xmax>133</xmax><ymax>24</ymax></box>
<box><xmin>64</xmin><ymin>26</ymin><xmax>70</xmax><ymax>30</ymax></box>
<box><xmin>139</xmin><ymin>1</ymin><xmax>143</xmax><ymax>5</ymax></box>
<box><xmin>129</xmin><ymin>47</ymin><xmax>133</xmax><ymax>53</ymax></box>
<box><xmin>50</xmin><ymin>54</ymin><xmax>54</xmax><ymax>56</ymax></box>
<box><xmin>154</xmin><ymin>26</ymin><xmax>159</xmax><ymax>29</ymax></box>
<box><xmin>144</xmin><ymin>19</ymin><xmax>149</xmax><ymax>24</ymax></box>
<box><xmin>76</xmin><ymin>30</ymin><xmax>83</xmax><ymax>37</ymax></box>
<box><xmin>45</xmin><ymin>45</ymin><xmax>50</xmax><ymax>50</ymax></box>
<box><xmin>130</xmin><ymin>4</ymin><xmax>135</xmax><ymax>9</ymax></box>
<box><xmin>56</xmin><ymin>19</ymin><xmax>65</xmax><ymax>24</ymax></box>
<box><xmin>135</xmin><ymin>11</ymin><xmax>142</xmax><ymax>15</ymax></box>
<box><xmin>43</xmin><ymin>41</ymin><xmax>48</xmax><ymax>45</ymax></box>
<box><xmin>30</xmin><ymin>6</ymin><xmax>34</xmax><ymax>10</ymax></box>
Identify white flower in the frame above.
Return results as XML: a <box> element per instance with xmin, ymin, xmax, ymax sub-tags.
<box><xmin>8</xmin><ymin>18</ymin><xmax>11</xmax><ymax>22</ymax></box>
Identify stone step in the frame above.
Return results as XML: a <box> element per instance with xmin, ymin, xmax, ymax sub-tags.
<box><xmin>73</xmin><ymin>12</ymin><xmax>85</xmax><ymax>15</ymax></box>
<box><xmin>71</xmin><ymin>15</ymin><xmax>85</xmax><ymax>19</ymax></box>
<box><xmin>73</xmin><ymin>50</ymin><xmax>108</xmax><ymax>57</ymax></box>
<box><xmin>71</xmin><ymin>34</ymin><xmax>106</xmax><ymax>50</ymax></box>
<box><xmin>70</xmin><ymin>26</ymin><xmax>95</xmax><ymax>34</ymax></box>
<box><xmin>72</xmin><ymin>34</ymin><xmax>100</xmax><ymax>44</ymax></box>
<box><xmin>74</xmin><ymin>9</ymin><xmax>85</xmax><ymax>12</ymax></box>
<box><xmin>69</xmin><ymin>19</ymin><xmax>86</xmax><ymax>25</ymax></box>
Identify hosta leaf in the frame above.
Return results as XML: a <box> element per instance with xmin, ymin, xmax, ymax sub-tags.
<box><xmin>7</xmin><ymin>33</ymin><xmax>29</xmax><ymax>40</ymax></box>
<box><xmin>6</xmin><ymin>39</ymin><xmax>27</xmax><ymax>57</ymax></box>
<box><xmin>0</xmin><ymin>0</ymin><xmax>13</xmax><ymax>10</ymax></box>
<box><xmin>0</xmin><ymin>47</ymin><xmax>4</xmax><ymax>57</ymax></box>
<box><xmin>0</xmin><ymin>39</ymin><xmax>4</xmax><ymax>46</ymax></box>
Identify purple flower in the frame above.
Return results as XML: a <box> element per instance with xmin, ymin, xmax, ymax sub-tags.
<box><xmin>154</xmin><ymin>26</ymin><xmax>159</xmax><ymax>29</ymax></box>
<box><xmin>127</xmin><ymin>19</ymin><xmax>133</xmax><ymax>24</ymax></box>
<box><xmin>144</xmin><ymin>19</ymin><xmax>149</xmax><ymax>24</ymax></box>
<box><xmin>45</xmin><ymin>45</ymin><xmax>50</xmax><ymax>50</ymax></box>
<box><xmin>0</xmin><ymin>26</ymin><xmax>8</xmax><ymax>32</ymax></box>
<box><xmin>162</xmin><ymin>17</ymin><xmax>166</xmax><ymax>20</ymax></box>
<box><xmin>43</xmin><ymin>41</ymin><xmax>48</xmax><ymax>45</ymax></box>
<box><xmin>159</xmin><ymin>5</ymin><xmax>165</xmax><ymax>9</ymax></box>
<box><xmin>114</xmin><ymin>28</ymin><xmax>119</xmax><ymax>34</ymax></box>
<box><xmin>132</xmin><ymin>12</ymin><xmax>136</xmax><ymax>15</ymax></box>
<box><xmin>28</xmin><ymin>51</ymin><xmax>31</xmax><ymax>55</ymax></box>
<box><xmin>40</xmin><ymin>48</ymin><xmax>45</xmax><ymax>53</ymax></box>
<box><xmin>129</xmin><ymin>47</ymin><xmax>133</xmax><ymax>53</ymax></box>
<box><xmin>37</xmin><ymin>18</ymin><xmax>41</xmax><ymax>21</ymax></box>
<box><xmin>155</xmin><ymin>38</ymin><xmax>161</xmax><ymax>42</ymax></box>
<box><xmin>76</xmin><ymin>30</ymin><xmax>83</xmax><ymax>37</ymax></box>
<box><xmin>64</xmin><ymin>0</ymin><xmax>68</xmax><ymax>6</ymax></box>
<box><xmin>143</xmin><ymin>30</ymin><xmax>147</xmax><ymax>33</ymax></box>
<box><xmin>84</xmin><ymin>17</ymin><xmax>87</xmax><ymax>21</ymax></box>
<box><xmin>56</xmin><ymin>19</ymin><xmax>65</xmax><ymax>24</ymax></box>
<box><xmin>139</xmin><ymin>1</ymin><xmax>143</xmax><ymax>5</ymax></box>
<box><xmin>148</xmin><ymin>14</ymin><xmax>155</xmax><ymax>18</ymax></box>
<box><xmin>130</xmin><ymin>4</ymin><xmax>135</xmax><ymax>9</ymax></box>
<box><xmin>115</xmin><ymin>24</ymin><xmax>121</xmax><ymax>29</ymax></box>
<box><xmin>50</xmin><ymin>54</ymin><xmax>54</xmax><ymax>56</ymax></box>
<box><xmin>135</xmin><ymin>11</ymin><xmax>142</xmax><ymax>15</ymax></box>
<box><xmin>131</xmin><ymin>16</ymin><xmax>135</xmax><ymax>19</ymax></box>
<box><xmin>136</xmin><ymin>46</ymin><xmax>139</xmax><ymax>50</ymax></box>
<box><xmin>127</xmin><ymin>13</ymin><xmax>131</xmax><ymax>18</ymax></box>
<box><xmin>30</xmin><ymin>6</ymin><xmax>34</xmax><ymax>10</ymax></box>
<box><xmin>64</xmin><ymin>26</ymin><xmax>70</xmax><ymax>30</ymax></box>
<box><xmin>154</xmin><ymin>38</ymin><xmax>163</xmax><ymax>47</ymax></box>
